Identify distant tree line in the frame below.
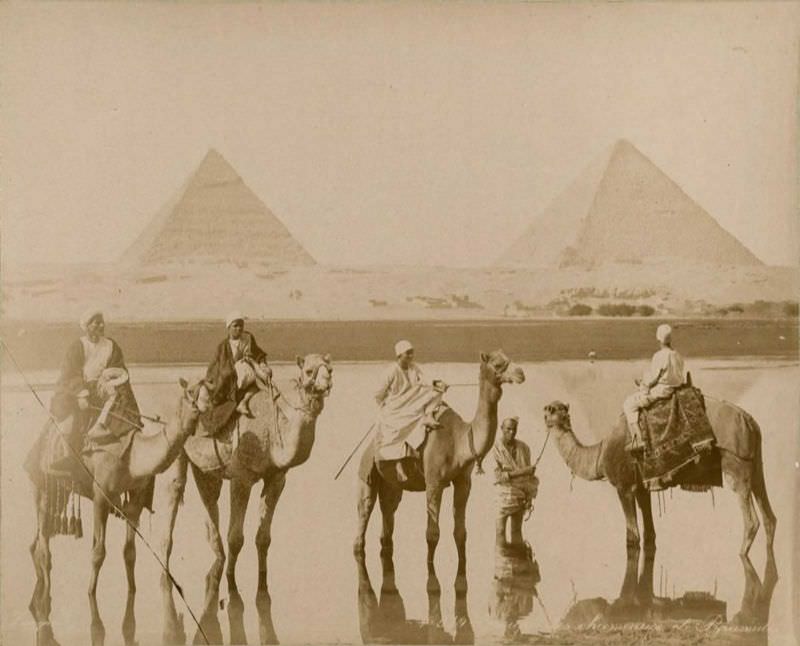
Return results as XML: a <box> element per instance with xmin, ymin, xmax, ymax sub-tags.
<box><xmin>566</xmin><ymin>302</ymin><xmax>655</xmax><ymax>317</ymax></box>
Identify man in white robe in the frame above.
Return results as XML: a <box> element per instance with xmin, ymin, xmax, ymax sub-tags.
<box><xmin>623</xmin><ymin>324</ymin><xmax>686</xmax><ymax>453</ymax></box>
<box><xmin>373</xmin><ymin>340</ymin><xmax>447</xmax><ymax>481</ymax></box>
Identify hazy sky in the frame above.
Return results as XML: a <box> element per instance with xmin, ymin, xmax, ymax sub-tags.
<box><xmin>1</xmin><ymin>2</ymin><xmax>798</xmax><ymax>268</ymax></box>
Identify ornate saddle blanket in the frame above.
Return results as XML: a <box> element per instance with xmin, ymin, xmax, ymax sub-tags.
<box><xmin>637</xmin><ymin>385</ymin><xmax>719</xmax><ymax>491</ymax></box>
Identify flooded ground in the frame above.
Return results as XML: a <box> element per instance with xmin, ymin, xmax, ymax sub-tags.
<box><xmin>1</xmin><ymin>358</ymin><xmax>797</xmax><ymax>645</ymax></box>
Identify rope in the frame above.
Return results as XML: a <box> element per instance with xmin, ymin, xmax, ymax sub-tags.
<box><xmin>0</xmin><ymin>339</ymin><xmax>210</xmax><ymax>645</ymax></box>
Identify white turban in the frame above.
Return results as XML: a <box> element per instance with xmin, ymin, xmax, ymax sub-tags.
<box><xmin>79</xmin><ymin>307</ymin><xmax>104</xmax><ymax>331</ymax></box>
<box><xmin>394</xmin><ymin>340</ymin><xmax>413</xmax><ymax>357</ymax></box>
<box><xmin>656</xmin><ymin>324</ymin><xmax>672</xmax><ymax>343</ymax></box>
<box><xmin>225</xmin><ymin>310</ymin><xmax>245</xmax><ymax>328</ymax></box>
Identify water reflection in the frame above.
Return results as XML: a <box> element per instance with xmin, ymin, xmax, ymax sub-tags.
<box><xmin>159</xmin><ymin>565</ymin><xmax>279</xmax><ymax>645</ymax></box>
<box><xmin>559</xmin><ymin>551</ymin><xmax>776</xmax><ymax>645</ymax></box>
<box><xmin>355</xmin><ymin>554</ymin><xmax>473</xmax><ymax>644</ymax></box>
<box><xmin>488</xmin><ymin>543</ymin><xmax>542</xmax><ymax>641</ymax></box>
<box><xmin>87</xmin><ymin>592</ymin><xmax>136</xmax><ymax>646</ymax></box>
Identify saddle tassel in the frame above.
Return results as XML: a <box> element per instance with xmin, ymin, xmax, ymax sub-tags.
<box><xmin>75</xmin><ymin>493</ymin><xmax>83</xmax><ymax>539</ymax></box>
<box><xmin>68</xmin><ymin>483</ymin><xmax>76</xmax><ymax>536</ymax></box>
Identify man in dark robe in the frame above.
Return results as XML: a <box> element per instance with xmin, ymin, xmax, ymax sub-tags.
<box><xmin>202</xmin><ymin>311</ymin><xmax>271</xmax><ymax>433</ymax></box>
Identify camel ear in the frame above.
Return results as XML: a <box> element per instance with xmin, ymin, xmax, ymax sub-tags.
<box><xmin>178</xmin><ymin>377</ymin><xmax>188</xmax><ymax>389</ymax></box>
<box><xmin>480</xmin><ymin>352</ymin><xmax>489</xmax><ymax>363</ymax></box>
<box><xmin>296</xmin><ymin>355</ymin><xmax>304</xmax><ymax>369</ymax></box>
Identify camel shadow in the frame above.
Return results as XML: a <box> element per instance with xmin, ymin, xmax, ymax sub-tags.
<box><xmin>159</xmin><ymin>564</ymin><xmax>278</xmax><ymax>645</ymax></box>
<box><xmin>355</xmin><ymin>553</ymin><xmax>473</xmax><ymax>644</ymax></box>
<box><xmin>29</xmin><ymin>581</ymin><xmax>137</xmax><ymax>646</ymax></box>
<box><xmin>560</xmin><ymin>550</ymin><xmax>777</xmax><ymax>645</ymax></box>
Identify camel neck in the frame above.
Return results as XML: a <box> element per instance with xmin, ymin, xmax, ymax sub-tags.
<box><xmin>269</xmin><ymin>383</ymin><xmax>323</xmax><ymax>470</ymax></box>
<box><xmin>469</xmin><ymin>373</ymin><xmax>500</xmax><ymax>464</ymax></box>
<box><xmin>552</xmin><ymin>423</ymin><xmax>604</xmax><ymax>481</ymax></box>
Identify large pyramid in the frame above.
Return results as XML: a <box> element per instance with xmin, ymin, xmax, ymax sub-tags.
<box><xmin>121</xmin><ymin>149</ymin><xmax>315</xmax><ymax>267</ymax></box>
<box><xmin>501</xmin><ymin>140</ymin><xmax>763</xmax><ymax>268</ymax></box>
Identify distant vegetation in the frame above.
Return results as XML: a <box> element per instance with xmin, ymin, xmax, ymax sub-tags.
<box><xmin>567</xmin><ymin>303</ymin><xmax>592</xmax><ymax>316</ymax></box>
<box><xmin>564</xmin><ymin>302</ymin><xmax>656</xmax><ymax>317</ymax></box>
<box><xmin>712</xmin><ymin>300</ymin><xmax>798</xmax><ymax>318</ymax></box>
<box><xmin>596</xmin><ymin>303</ymin><xmax>655</xmax><ymax>317</ymax></box>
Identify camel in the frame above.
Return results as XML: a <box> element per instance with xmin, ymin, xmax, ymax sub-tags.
<box><xmin>543</xmin><ymin>399</ymin><xmax>777</xmax><ymax>557</ymax></box>
<box><xmin>26</xmin><ymin>379</ymin><xmax>205</xmax><ymax>645</ymax></box>
<box><xmin>159</xmin><ymin>353</ymin><xmax>332</xmax><ymax>595</ymax></box>
<box><xmin>353</xmin><ymin>350</ymin><xmax>525</xmax><ymax>579</ymax></box>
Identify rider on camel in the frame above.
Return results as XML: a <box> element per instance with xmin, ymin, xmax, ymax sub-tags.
<box><xmin>622</xmin><ymin>324</ymin><xmax>686</xmax><ymax>454</ymax></box>
<box><xmin>205</xmin><ymin>311</ymin><xmax>272</xmax><ymax>423</ymax></box>
<box><xmin>50</xmin><ymin>307</ymin><xmax>142</xmax><ymax>441</ymax></box>
<box><xmin>373</xmin><ymin>340</ymin><xmax>448</xmax><ymax>482</ymax></box>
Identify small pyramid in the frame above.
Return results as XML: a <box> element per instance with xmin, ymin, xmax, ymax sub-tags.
<box><xmin>121</xmin><ymin>149</ymin><xmax>315</xmax><ymax>267</ymax></box>
<box><xmin>501</xmin><ymin>140</ymin><xmax>763</xmax><ymax>268</ymax></box>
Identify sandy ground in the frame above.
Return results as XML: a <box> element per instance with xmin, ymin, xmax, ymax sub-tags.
<box><xmin>2</xmin><ymin>262</ymin><xmax>797</xmax><ymax>322</ymax></box>
<box><xmin>1</xmin><ymin>358</ymin><xmax>797</xmax><ymax>645</ymax></box>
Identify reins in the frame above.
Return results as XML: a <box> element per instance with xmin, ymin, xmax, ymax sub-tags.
<box><xmin>0</xmin><ymin>339</ymin><xmax>210</xmax><ymax>645</ymax></box>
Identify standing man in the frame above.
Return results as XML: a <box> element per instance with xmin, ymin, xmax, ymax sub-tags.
<box><xmin>206</xmin><ymin>311</ymin><xmax>271</xmax><ymax>422</ymax></box>
<box><xmin>493</xmin><ymin>417</ymin><xmax>538</xmax><ymax>546</ymax></box>
<box><xmin>622</xmin><ymin>323</ymin><xmax>686</xmax><ymax>454</ymax></box>
<box><xmin>373</xmin><ymin>340</ymin><xmax>447</xmax><ymax>482</ymax></box>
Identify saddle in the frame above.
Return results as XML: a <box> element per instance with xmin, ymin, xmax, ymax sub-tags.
<box><xmin>635</xmin><ymin>379</ymin><xmax>719</xmax><ymax>491</ymax></box>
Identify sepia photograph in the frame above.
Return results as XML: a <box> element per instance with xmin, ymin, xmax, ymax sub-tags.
<box><xmin>1</xmin><ymin>2</ymin><xmax>798</xmax><ymax>645</ymax></box>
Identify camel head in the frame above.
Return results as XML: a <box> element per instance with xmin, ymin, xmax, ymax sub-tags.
<box><xmin>479</xmin><ymin>350</ymin><xmax>526</xmax><ymax>386</ymax></box>
<box><xmin>296</xmin><ymin>353</ymin><xmax>333</xmax><ymax>397</ymax></box>
<box><xmin>543</xmin><ymin>401</ymin><xmax>571</xmax><ymax>430</ymax></box>
<box><xmin>178</xmin><ymin>377</ymin><xmax>211</xmax><ymax>414</ymax></box>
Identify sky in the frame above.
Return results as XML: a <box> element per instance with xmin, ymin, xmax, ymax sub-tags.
<box><xmin>1</xmin><ymin>2</ymin><xmax>798</xmax><ymax>268</ymax></box>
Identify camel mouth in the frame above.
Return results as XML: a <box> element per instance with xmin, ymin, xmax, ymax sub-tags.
<box><xmin>502</xmin><ymin>364</ymin><xmax>526</xmax><ymax>384</ymax></box>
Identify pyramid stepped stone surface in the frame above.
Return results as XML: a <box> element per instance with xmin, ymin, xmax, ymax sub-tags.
<box><xmin>503</xmin><ymin>140</ymin><xmax>763</xmax><ymax>269</ymax></box>
<box><xmin>122</xmin><ymin>149</ymin><xmax>315</xmax><ymax>267</ymax></box>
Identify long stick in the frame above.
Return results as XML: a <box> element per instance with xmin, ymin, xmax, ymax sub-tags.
<box><xmin>334</xmin><ymin>425</ymin><xmax>374</xmax><ymax>480</ymax></box>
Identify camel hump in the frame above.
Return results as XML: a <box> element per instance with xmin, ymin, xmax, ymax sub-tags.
<box><xmin>704</xmin><ymin>398</ymin><xmax>760</xmax><ymax>460</ymax></box>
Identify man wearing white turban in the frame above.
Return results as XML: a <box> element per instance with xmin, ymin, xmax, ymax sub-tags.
<box><xmin>50</xmin><ymin>309</ymin><xmax>141</xmax><ymax>438</ymax></box>
<box><xmin>622</xmin><ymin>324</ymin><xmax>686</xmax><ymax>453</ymax></box>
<box><xmin>204</xmin><ymin>312</ymin><xmax>271</xmax><ymax>430</ymax></box>
<box><xmin>372</xmin><ymin>340</ymin><xmax>447</xmax><ymax>481</ymax></box>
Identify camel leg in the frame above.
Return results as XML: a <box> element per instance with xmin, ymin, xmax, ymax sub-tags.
<box><xmin>29</xmin><ymin>481</ymin><xmax>53</xmax><ymax>612</ymax></box>
<box><xmin>425</xmin><ymin>485</ymin><xmax>444</xmax><ymax>575</ymax></box>
<box><xmin>635</xmin><ymin>488</ymin><xmax>656</xmax><ymax>553</ymax></box>
<box><xmin>226</xmin><ymin>478</ymin><xmax>252</xmax><ymax>594</ymax></box>
<box><xmin>192</xmin><ymin>466</ymin><xmax>225</xmax><ymax>579</ymax></box>
<box><xmin>452</xmin><ymin>472</ymin><xmax>472</xmax><ymax>578</ymax></box>
<box><xmin>495</xmin><ymin>514</ymin><xmax>508</xmax><ymax>545</ymax></box>
<box><xmin>508</xmin><ymin>511</ymin><xmax>524</xmax><ymax>546</ymax></box>
<box><xmin>255</xmin><ymin>472</ymin><xmax>287</xmax><ymax>591</ymax></box>
<box><xmin>122</xmin><ymin>488</ymin><xmax>147</xmax><ymax>592</ymax></box>
<box><xmin>378</xmin><ymin>480</ymin><xmax>403</xmax><ymax>559</ymax></box>
<box><xmin>751</xmin><ymin>454</ymin><xmax>777</xmax><ymax>554</ymax></box>
<box><xmin>736</xmin><ymin>489</ymin><xmax>760</xmax><ymax>557</ymax></box>
<box><xmin>88</xmin><ymin>488</ymin><xmax>111</xmax><ymax>596</ymax></box>
<box><xmin>353</xmin><ymin>471</ymin><xmax>378</xmax><ymax>556</ymax></box>
<box><xmin>159</xmin><ymin>452</ymin><xmax>188</xmax><ymax>568</ymax></box>
<box><xmin>617</xmin><ymin>488</ymin><xmax>640</xmax><ymax>553</ymax></box>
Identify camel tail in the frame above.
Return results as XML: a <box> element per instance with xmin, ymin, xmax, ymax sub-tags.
<box><xmin>746</xmin><ymin>415</ymin><xmax>777</xmax><ymax>545</ymax></box>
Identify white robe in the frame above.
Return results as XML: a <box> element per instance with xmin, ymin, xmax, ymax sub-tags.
<box><xmin>373</xmin><ymin>362</ymin><xmax>443</xmax><ymax>460</ymax></box>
